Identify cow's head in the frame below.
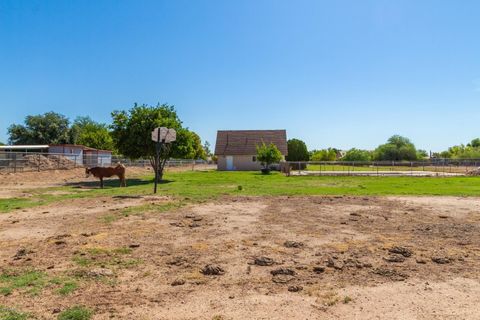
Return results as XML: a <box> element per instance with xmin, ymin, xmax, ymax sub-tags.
<box><xmin>85</xmin><ymin>167</ymin><xmax>91</xmax><ymax>178</ymax></box>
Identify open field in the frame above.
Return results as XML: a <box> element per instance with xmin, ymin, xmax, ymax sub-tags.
<box><xmin>1</xmin><ymin>169</ymin><xmax>480</xmax><ymax>319</ymax></box>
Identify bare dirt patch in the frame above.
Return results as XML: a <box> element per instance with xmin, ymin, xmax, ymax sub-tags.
<box><xmin>0</xmin><ymin>195</ymin><xmax>479</xmax><ymax>319</ymax></box>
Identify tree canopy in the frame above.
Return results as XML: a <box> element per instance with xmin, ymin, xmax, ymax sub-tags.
<box><xmin>438</xmin><ymin>138</ymin><xmax>480</xmax><ymax>159</ymax></box>
<box><xmin>8</xmin><ymin>111</ymin><xmax>70</xmax><ymax>145</ymax></box>
<box><xmin>342</xmin><ymin>148</ymin><xmax>372</xmax><ymax>161</ymax></box>
<box><xmin>110</xmin><ymin>103</ymin><xmax>204</xmax><ymax>180</ymax></box>
<box><xmin>373</xmin><ymin>135</ymin><xmax>418</xmax><ymax>161</ymax></box>
<box><xmin>256</xmin><ymin>142</ymin><xmax>282</xmax><ymax>170</ymax></box>
<box><xmin>286</xmin><ymin>139</ymin><xmax>309</xmax><ymax>161</ymax></box>
<box><xmin>70</xmin><ymin>116</ymin><xmax>115</xmax><ymax>151</ymax></box>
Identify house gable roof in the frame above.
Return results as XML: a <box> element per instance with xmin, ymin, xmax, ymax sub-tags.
<box><xmin>214</xmin><ymin>130</ymin><xmax>287</xmax><ymax>156</ymax></box>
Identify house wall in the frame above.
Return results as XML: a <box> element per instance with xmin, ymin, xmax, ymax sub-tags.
<box><xmin>48</xmin><ymin>145</ymin><xmax>83</xmax><ymax>165</ymax></box>
<box><xmin>218</xmin><ymin>155</ymin><xmax>285</xmax><ymax>171</ymax></box>
<box><xmin>84</xmin><ymin>151</ymin><xmax>112</xmax><ymax>167</ymax></box>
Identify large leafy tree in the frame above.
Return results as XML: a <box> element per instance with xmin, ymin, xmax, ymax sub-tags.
<box><xmin>342</xmin><ymin>148</ymin><xmax>372</xmax><ymax>161</ymax></box>
<box><xmin>8</xmin><ymin>111</ymin><xmax>70</xmax><ymax>145</ymax></box>
<box><xmin>69</xmin><ymin>116</ymin><xmax>115</xmax><ymax>151</ymax></box>
<box><xmin>373</xmin><ymin>135</ymin><xmax>417</xmax><ymax>161</ymax></box>
<box><xmin>286</xmin><ymin>139</ymin><xmax>309</xmax><ymax>161</ymax></box>
<box><xmin>256</xmin><ymin>142</ymin><xmax>282</xmax><ymax>172</ymax></box>
<box><xmin>110</xmin><ymin>103</ymin><xmax>203</xmax><ymax>181</ymax></box>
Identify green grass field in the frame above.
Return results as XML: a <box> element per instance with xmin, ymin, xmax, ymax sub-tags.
<box><xmin>2</xmin><ymin>170</ymin><xmax>480</xmax><ymax>213</ymax></box>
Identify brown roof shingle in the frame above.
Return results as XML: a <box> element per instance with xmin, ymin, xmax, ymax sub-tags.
<box><xmin>214</xmin><ymin>130</ymin><xmax>287</xmax><ymax>156</ymax></box>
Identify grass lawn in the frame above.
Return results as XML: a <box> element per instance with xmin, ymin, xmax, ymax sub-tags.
<box><xmin>2</xmin><ymin>170</ymin><xmax>480</xmax><ymax>213</ymax></box>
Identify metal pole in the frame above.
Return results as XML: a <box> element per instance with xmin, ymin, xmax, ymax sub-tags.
<box><xmin>154</xmin><ymin>130</ymin><xmax>161</xmax><ymax>194</ymax></box>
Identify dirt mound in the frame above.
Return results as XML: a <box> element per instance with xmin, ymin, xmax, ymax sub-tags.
<box><xmin>23</xmin><ymin>154</ymin><xmax>76</xmax><ymax>170</ymax></box>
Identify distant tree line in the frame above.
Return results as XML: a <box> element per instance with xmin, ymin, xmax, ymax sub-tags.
<box><xmin>6</xmin><ymin>104</ymin><xmax>208</xmax><ymax>166</ymax></box>
<box><xmin>286</xmin><ymin>135</ymin><xmax>436</xmax><ymax>162</ymax></box>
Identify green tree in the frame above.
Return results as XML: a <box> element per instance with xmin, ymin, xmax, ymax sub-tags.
<box><xmin>286</xmin><ymin>139</ymin><xmax>309</xmax><ymax>161</ymax></box>
<box><xmin>342</xmin><ymin>148</ymin><xmax>372</xmax><ymax>161</ymax></box>
<box><xmin>467</xmin><ymin>138</ymin><xmax>480</xmax><ymax>148</ymax></box>
<box><xmin>416</xmin><ymin>149</ymin><xmax>428</xmax><ymax>159</ymax></box>
<box><xmin>110</xmin><ymin>103</ymin><xmax>202</xmax><ymax>181</ymax></box>
<box><xmin>203</xmin><ymin>141</ymin><xmax>212</xmax><ymax>158</ymax></box>
<box><xmin>8</xmin><ymin>111</ymin><xmax>70</xmax><ymax>145</ymax></box>
<box><xmin>256</xmin><ymin>142</ymin><xmax>282</xmax><ymax>173</ymax></box>
<box><xmin>0</xmin><ymin>141</ymin><xmax>4</xmax><ymax>146</ymax></box>
<box><xmin>373</xmin><ymin>135</ymin><xmax>418</xmax><ymax>161</ymax></box>
<box><xmin>70</xmin><ymin>116</ymin><xmax>115</xmax><ymax>151</ymax></box>
<box><xmin>310</xmin><ymin>148</ymin><xmax>337</xmax><ymax>161</ymax></box>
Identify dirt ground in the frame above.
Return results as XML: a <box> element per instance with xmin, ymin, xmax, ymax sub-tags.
<box><xmin>0</xmin><ymin>175</ymin><xmax>479</xmax><ymax>319</ymax></box>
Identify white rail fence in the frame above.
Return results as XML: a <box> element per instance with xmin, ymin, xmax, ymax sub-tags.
<box><xmin>0</xmin><ymin>151</ymin><xmax>211</xmax><ymax>173</ymax></box>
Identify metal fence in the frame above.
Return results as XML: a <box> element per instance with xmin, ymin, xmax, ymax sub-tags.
<box><xmin>0</xmin><ymin>151</ymin><xmax>211</xmax><ymax>174</ymax></box>
<box><xmin>285</xmin><ymin>160</ymin><xmax>480</xmax><ymax>176</ymax></box>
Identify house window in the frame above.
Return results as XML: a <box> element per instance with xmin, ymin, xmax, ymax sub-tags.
<box><xmin>252</xmin><ymin>156</ymin><xmax>257</xmax><ymax>162</ymax></box>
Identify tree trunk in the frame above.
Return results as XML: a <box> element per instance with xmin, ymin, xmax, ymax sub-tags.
<box><xmin>149</xmin><ymin>156</ymin><xmax>167</xmax><ymax>183</ymax></box>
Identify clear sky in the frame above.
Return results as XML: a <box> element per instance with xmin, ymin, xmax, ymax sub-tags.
<box><xmin>1</xmin><ymin>0</ymin><xmax>479</xmax><ymax>152</ymax></box>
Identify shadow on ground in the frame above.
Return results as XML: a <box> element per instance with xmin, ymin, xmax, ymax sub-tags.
<box><xmin>66</xmin><ymin>178</ymin><xmax>159</xmax><ymax>189</ymax></box>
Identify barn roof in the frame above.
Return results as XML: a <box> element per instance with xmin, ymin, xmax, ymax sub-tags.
<box><xmin>214</xmin><ymin>130</ymin><xmax>288</xmax><ymax>156</ymax></box>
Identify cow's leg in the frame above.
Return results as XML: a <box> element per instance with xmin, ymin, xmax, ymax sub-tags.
<box><xmin>100</xmin><ymin>177</ymin><xmax>104</xmax><ymax>189</ymax></box>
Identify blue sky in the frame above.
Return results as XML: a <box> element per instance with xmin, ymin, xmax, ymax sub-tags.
<box><xmin>1</xmin><ymin>0</ymin><xmax>479</xmax><ymax>152</ymax></box>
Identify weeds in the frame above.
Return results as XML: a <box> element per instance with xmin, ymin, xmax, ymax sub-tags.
<box><xmin>57</xmin><ymin>306</ymin><xmax>93</xmax><ymax>320</ymax></box>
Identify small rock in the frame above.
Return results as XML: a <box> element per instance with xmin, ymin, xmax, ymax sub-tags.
<box><xmin>284</xmin><ymin>241</ymin><xmax>304</xmax><ymax>248</ymax></box>
<box><xmin>189</xmin><ymin>222</ymin><xmax>201</xmax><ymax>228</ymax></box>
<box><xmin>372</xmin><ymin>268</ymin><xmax>408</xmax><ymax>281</ymax></box>
<box><xmin>193</xmin><ymin>217</ymin><xmax>203</xmax><ymax>222</ymax></box>
<box><xmin>350</xmin><ymin>212</ymin><xmax>361</xmax><ymax>216</ymax></box>
<box><xmin>13</xmin><ymin>248</ymin><xmax>30</xmax><ymax>260</ymax></box>
<box><xmin>11</xmin><ymin>220</ymin><xmax>19</xmax><ymax>224</ymax></box>
<box><xmin>416</xmin><ymin>258</ymin><xmax>427</xmax><ymax>264</ymax></box>
<box><xmin>438</xmin><ymin>215</ymin><xmax>449</xmax><ymax>219</ymax></box>
<box><xmin>313</xmin><ymin>266</ymin><xmax>325</xmax><ymax>273</ymax></box>
<box><xmin>81</xmin><ymin>232</ymin><xmax>96</xmax><ymax>237</ymax></box>
<box><xmin>229</xmin><ymin>295</ymin><xmax>235</xmax><ymax>299</ymax></box>
<box><xmin>288</xmin><ymin>285</ymin><xmax>303</xmax><ymax>292</ymax></box>
<box><xmin>270</xmin><ymin>268</ymin><xmax>296</xmax><ymax>276</ymax></box>
<box><xmin>201</xmin><ymin>264</ymin><xmax>225</xmax><ymax>276</ymax></box>
<box><xmin>47</xmin><ymin>265</ymin><xmax>55</xmax><ymax>269</ymax></box>
<box><xmin>129</xmin><ymin>244</ymin><xmax>140</xmax><ymax>248</ymax></box>
<box><xmin>254</xmin><ymin>257</ymin><xmax>275</xmax><ymax>266</ymax></box>
<box><xmin>171</xmin><ymin>279</ymin><xmax>186</xmax><ymax>286</ymax></box>
<box><xmin>170</xmin><ymin>222</ymin><xmax>185</xmax><ymax>227</ymax></box>
<box><xmin>54</xmin><ymin>240</ymin><xmax>66</xmax><ymax>245</ymax></box>
<box><xmin>388</xmin><ymin>246</ymin><xmax>413</xmax><ymax>257</ymax></box>
<box><xmin>326</xmin><ymin>257</ymin><xmax>344</xmax><ymax>270</ymax></box>
<box><xmin>272</xmin><ymin>274</ymin><xmax>295</xmax><ymax>284</ymax></box>
<box><xmin>432</xmin><ymin>256</ymin><xmax>451</xmax><ymax>264</ymax></box>
<box><xmin>383</xmin><ymin>255</ymin><xmax>406</xmax><ymax>263</ymax></box>
<box><xmin>185</xmin><ymin>214</ymin><xmax>196</xmax><ymax>219</ymax></box>
<box><xmin>52</xmin><ymin>308</ymin><xmax>61</xmax><ymax>314</ymax></box>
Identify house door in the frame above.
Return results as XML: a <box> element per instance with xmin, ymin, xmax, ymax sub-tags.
<box><xmin>226</xmin><ymin>156</ymin><xmax>234</xmax><ymax>170</ymax></box>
